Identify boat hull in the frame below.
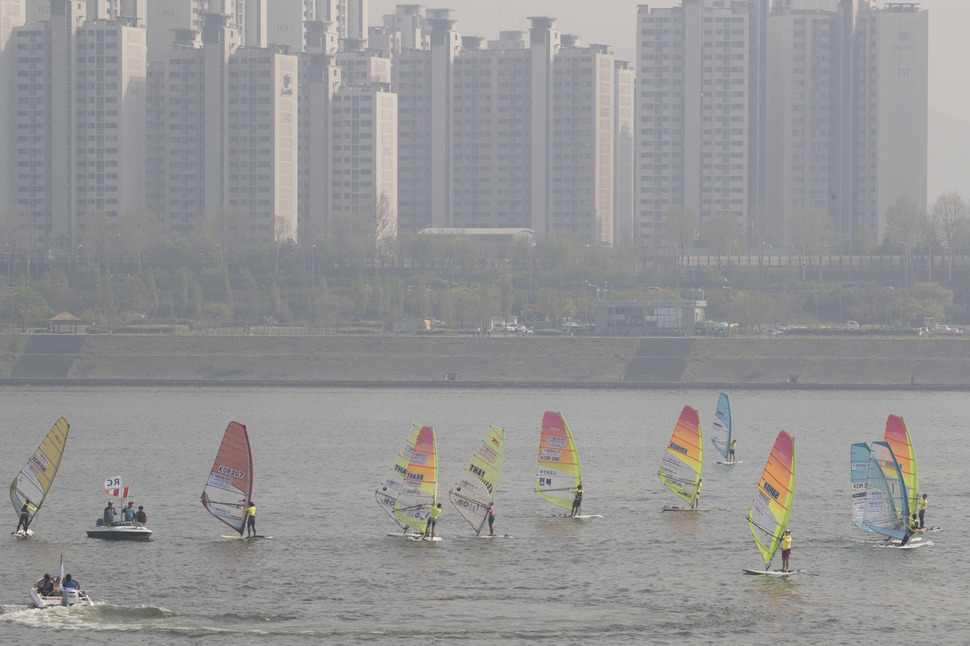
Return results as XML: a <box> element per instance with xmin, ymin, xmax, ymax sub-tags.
<box><xmin>86</xmin><ymin>522</ymin><xmax>153</xmax><ymax>540</ymax></box>
<box><xmin>30</xmin><ymin>588</ymin><xmax>93</xmax><ymax>608</ymax></box>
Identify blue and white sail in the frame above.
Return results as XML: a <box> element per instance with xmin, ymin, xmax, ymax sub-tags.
<box><xmin>850</xmin><ymin>441</ymin><xmax>909</xmax><ymax>539</ymax></box>
<box><xmin>711</xmin><ymin>393</ymin><xmax>731</xmax><ymax>461</ymax></box>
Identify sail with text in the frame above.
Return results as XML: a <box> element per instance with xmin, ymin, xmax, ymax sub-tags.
<box><xmin>376</xmin><ymin>425</ymin><xmax>438</xmax><ymax>533</ymax></box>
<box><xmin>534</xmin><ymin>412</ymin><xmax>582</xmax><ymax>511</ymax></box>
<box><xmin>9</xmin><ymin>418</ymin><xmax>71</xmax><ymax>534</ymax></box>
<box><xmin>449</xmin><ymin>426</ymin><xmax>505</xmax><ymax>535</ymax></box>
<box><xmin>850</xmin><ymin>441</ymin><xmax>908</xmax><ymax>539</ymax></box>
<box><xmin>748</xmin><ymin>431</ymin><xmax>796</xmax><ymax>568</ymax></box>
<box><xmin>201</xmin><ymin>421</ymin><xmax>254</xmax><ymax>536</ymax></box>
<box><xmin>882</xmin><ymin>415</ymin><xmax>918</xmax><ymax>516</ymax></box>
<box><xmin>658</xmin><ymin>406</ymin><xmax>703</xmax><ymax>506</ymax></box>
<box><xmin>711</xmin><ymin>393</ymin><xmax>732</xmax><ymax>461</ymax></box>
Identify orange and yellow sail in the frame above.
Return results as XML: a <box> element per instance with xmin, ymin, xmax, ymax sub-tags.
<box><xmin>376</xmin><ymin>425</ymin><xmax>438</xmax><ymax>533</ymax></box>
<box><xmin>883</xmin><ymin>414</ymin><xmax>917</xmax><ymax>513</ymax></box>
<box><xmin>534</xmin><ymin>412</ymin><xmax>582</xmax><ymax>511</ymax></box>
<box><xmin>748</xmin><ymin>431</ymin><xmax>796</xmax><ymax>567</ymax></box>
<box><xmin>658</xmin><ymin>406</ymin><xmax>703</xmax><ymax>506</ymax></box>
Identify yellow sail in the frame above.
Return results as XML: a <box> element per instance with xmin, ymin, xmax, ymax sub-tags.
<box><xmin>10</xmin><ymin>418</ymin><xmax>70</xmax><ymax>532</ymax></box>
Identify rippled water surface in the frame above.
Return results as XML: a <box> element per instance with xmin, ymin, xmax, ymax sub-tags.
<box><xmin>0</xmin><ymin>386</ymin><xmax>965</xmax><ymax>645</ymax></box>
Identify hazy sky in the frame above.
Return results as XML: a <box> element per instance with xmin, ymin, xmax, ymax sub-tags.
<box><xmin>371</xmin><ymin>0</ymin><xmax>968</xmax><ymax>205</ymax></box>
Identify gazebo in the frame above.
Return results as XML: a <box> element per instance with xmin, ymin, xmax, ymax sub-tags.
<box><xmin>48</xmin><ymin>312</ymin><xmax>82</xmax><ymax>333</ymax></box>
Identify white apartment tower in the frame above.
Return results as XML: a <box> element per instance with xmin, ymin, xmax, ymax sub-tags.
<box><xmin>635</xmin><ymin>0</ymin><xmax>758</xmax><ymax>246</ymax></box>
<box><xmin>614</xmin><ymin>60</ymin><xmax>635</xmax><ymax>243</ymax></box>
<box><xmin>225</xmin><ymin>45</ymin><xmax>299</xmax><ymax>244</ymax></box>
<box><xmin>854</xmin><ymin>0</ymin><xmax>927</xmax><ymax>244</ymax></box>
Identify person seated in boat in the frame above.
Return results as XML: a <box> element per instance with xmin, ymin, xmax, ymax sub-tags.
<box><xmin>728</xmin><ymin>439</ymin><xmax>737</xmax><ymax>462</ymax></box>
<box><xmin>35</xmin><ymin>574</ymin><xmax>54</xmax><ymax>596</ymax></box>
<box><xmin>918</xmin><ymin>494</ymin><xmax>928</xmax><ymax>529</ymax></box>
<box><xmin>61</xmin><ymin>574</ymin><xmax>79</xmax><ymax>590</ymax></box>
<box><xmin>781</xmin><ymin>529</ymin><xmax>792</xmax><ymax>571</ymax></box>
<box><xmin>569</xmin><ymin>483</ymin><xmax>584</xmax><ymax>517</ymax></box>
<box><xmin>899</xmin><ymin>514</ymin><xmax>920</xmax><ymax>547</ymax></box>
<box><xmin>423</xmin><ymin>503</ymin><xmax>442</xmax><ymax>539</ymax></box>
<box><xmin>135</xmin><ymin>505</ymin><xmax>148</xmax><ymax>526</ymax></box>
<box><xmin>122</xmin><ymin>501</ymin><xmax>136</xmax><ymax>522</ymax></box>
<box><xmin>103</xmin><ymin>501</ymin><xmax>117</xmax><ymax>525</ymax></box>
<box><xmin>16</xmin><ymin>500</ymin><xmax>36</xmax><ymax>534</ymax></box>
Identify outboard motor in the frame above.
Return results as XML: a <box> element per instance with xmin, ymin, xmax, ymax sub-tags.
<box><xmin>61</xmin><ymin>588</ymin><xmax>79</xmax><ymax>606</ymax></box>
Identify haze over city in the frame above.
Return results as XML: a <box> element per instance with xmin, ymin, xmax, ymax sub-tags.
<box><xmin>371</xmin><ymin>0</ymin><xmax>967</xmax><ymax>204</ymax></box>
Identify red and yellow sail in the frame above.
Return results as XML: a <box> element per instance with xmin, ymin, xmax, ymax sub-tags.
<box><xmin>534</xmin><ymin>412</ymin><xmax>582</xmax><ymax>510</ymax></box>
<box><xmin>658</xmin><ymin>406</ymin><xmax>703</xmax><ymax>506</ymax></box>
<box><xmin>748</xmin><ymin>431</ymin><xmax>796</xmax><ymax>567</ymax></box>
<box><xmin>883</xmin><ymin>414</ymin><xmax>917</xmax><ymax>513</ymax></box>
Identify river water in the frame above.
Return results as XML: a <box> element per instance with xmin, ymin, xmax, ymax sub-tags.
<box><xmin>0</xmin><ymin>386</ymin><xmax>965</xmax><ymax>645</ymax></box>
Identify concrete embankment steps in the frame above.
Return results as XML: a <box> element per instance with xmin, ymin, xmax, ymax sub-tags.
<box><xmin>622</xmin><ymin>338</ymin><xmax>694</xmax><ymax>382</ymax></box>
<box><xmin>9</xmin><ymin>335</ymin><xmax>86</xmax><ymax>378</ymax></box>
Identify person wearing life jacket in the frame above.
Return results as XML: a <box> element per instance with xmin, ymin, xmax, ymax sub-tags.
<box><xmin>781</xmin><ymin>529</ymin><xmax>792</xmax><ymax>572</ymax></box>
<box><xmin>16</xmin><ymin>500</ymin><xmax>36</xmax><ymax>534</ymax></box>
<box><xmin>35</xmin><ymin>574</ymin><xmax>54</xmax><ymax>596</ymax></box>
<box><xmin>899</xmin><ymin>514</ymin><xmax>919</xmax><ymax>547</ymax></box>
<box><xmin>243</xmin><ymin>500</ymin><xmax>256</xmax><ymax>537</ymax></box>
<box><xmin>424</xmin><ymin>502</ymin><xmax>442</xmax><ymax>540</ymax></box>
<box><xmin>918</xmin><ymin>494</ymin><xmax>928</xmax><ymax>529</ymax></box>
<box><xmin>569</xmin><ymin>483</ymin><xmax>584</xmax><ymax>517</ymax></box>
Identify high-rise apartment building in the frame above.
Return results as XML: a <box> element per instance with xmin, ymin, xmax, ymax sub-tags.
<box><xmin>854</xmin><ymin>0</ymin><xmax>927</xmax><ymax>244</ymax></box>
<box><xmin>614</xmin><ymin>60</ymin><xmax>635</xmax><ymax>243</ymax></box>
<box><xmin>635</xmin><ymin>0</ymin><xmax>761</xmax><ymax>246</ymax></box>
<box><xmin>8</xmin><ymin>0</ymin><xmax>145</xmax><ymax>250</ymax></box>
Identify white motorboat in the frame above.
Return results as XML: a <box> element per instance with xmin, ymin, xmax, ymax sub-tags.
<box><xmin>86</xmin><ymin>520</ymin><xmax>153</xmax><ymax>540</ymax></box>
<box><xmin>30</xmin><ymin>587</ymin><xmax>93</xmax><ymax>608</ymax></box>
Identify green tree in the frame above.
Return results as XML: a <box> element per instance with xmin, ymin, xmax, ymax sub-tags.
<box><xmin>931</xmin><ymin>191</ymin><xmax>968</xmax><ymax>280</ymax></box>
<box><xmin>3</xmin><ymin>287</ymin><xmax>51</xmax><ymax>331</ymax></box>
<box><xmin>701</xmin><ymin>213</ymin><xmax>741</xmax><ymax>265</ymax></box>
<box><xmin>663</xmin><ymin>204</ymin><xmax>699</xmax><ymax>266</ymax></box>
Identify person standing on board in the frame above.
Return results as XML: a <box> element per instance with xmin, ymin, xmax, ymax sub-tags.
<box><xmin>781</xmin><ymin>529</ymin><xmax>792</xmax><ymax>571</ymax></box>
<box><xmin>918</xmin><ymin>494</ymin><xmax>928</xmax><ymax>529</ymax></box>
<box><xmin>15</xmin><ymin>500</ymin><xmax>35</xmax><ymax>534</ymax></box>
<box><xmin>103</xmin><ymin>501</ymin><xmax>117</xmax><ymax>525</ymax></box>
<box><xmin>243</xmin><ymin>500</ymin><xmax>256</xmax><ymax>537</ymax></box>
<box><xmin>486</xmin><ymin>503</ymin><xmax>496</xmax><ymax>536</ymax></box>
<box><xmin>134</xmin><ymin>505</ymin><xmax>148</xmax><ymax>526</ymax></box>
<box><xmin>424</xmin><ymin>502</ymin><xmax>442</xmax><ymax>539</ymax></box>
<box><xmin>569</xmin><ymin>482</ymin><xmax>584</xmax><ymax>517</ymax></box>
<box><xmin>728</xmin><ymin>439</ymin><xmax>737</xmax><ymax>462</ymax></box>
<box><xmin>899</xmin><ymin>514</ymin><xmax>919</xmax><ymax>547</ymax></box>
<box><xmin>691</xmin><ymin>480</ymin><xmax>702</xmax><ymax>509</ymax></box>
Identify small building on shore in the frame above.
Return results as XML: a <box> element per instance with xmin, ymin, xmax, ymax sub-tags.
<box><xmin>591</xmin><ymin>299</ymin><xmax>707</xmax><ymax>336</ymax></box>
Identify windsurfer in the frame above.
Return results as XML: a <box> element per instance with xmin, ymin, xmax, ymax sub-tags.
<box><xmin>728</xmin><ymin>439</ymin><xmax>737</xmax><ymax>462</ymax></box>
<box><xmin>781</xmin><ymin>529</ymin><xmax>792</xmax><ymax>571</ymax></box>
<box><xmin>16</xmin><ymin>500</ymin><xmax>35</xmax><ymax>534</ymax></box>
<box><xmin>918</xmin><ymin>494</ymin><xmax>927</xmax><ymax>529</ymax></box>
<box><xmin>487</xmin><ymin>503</ymin><xmax>496</xmax><ymax>536</ymax></box>
<box><xmin>35</xmin><ymin>574</ymin><xmax>54</xmax><ymax>596</ymax></box>
<box><xmin>135</xmin><ymin>505</ymin><xmax>148</xmax><ymax>525</ymax></box>
<box><xmin>691</xmin><ymin>480</ymin><xmax>702</xmax><ymax>509</ymax></box>
<box><xmin>899</xmin><ymin>514</ymin><xmax>919</xmax><ymax>547</ymax></box>
<box><xmin>103</xmin><ymin>501</ymin><xmax>117</xmax><ymax>525</ymax></box>
<box><xmin>243</xmin><ymin>501</ymin><xmax>256</xmax><ymax>537</ymax></box>
<box><xmin>569</xmin><ymin>483</ymin><xmax>584</xmax><ymax>517</ymax></box>
<box><xmin>424</xmin><ymin>503</ymin><xmax>442</xmax><ymax>539</ymax></box>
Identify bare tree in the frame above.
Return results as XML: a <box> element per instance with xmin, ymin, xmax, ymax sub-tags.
<box><xmin>931</xmin><ymin>191</ymin><xmax>968</xmax><ymax>280</ymax></box>
<box><xmin>791</xmin><ymin>210</ymin><xmax>836</xmax><ymax>282</ymax></box>
<box><xmin>884</xmin><ymin>195</ymin><xmax>925</xmax><ymax>287</ymax></box>
<box><xmin>701</xmin><ymin>213</ymin><xmax>741</xmax><ymax>267</ymax></box>
<box><xmin>663</xmin><ymin>204</ymin><xmax>698</xmax><ymax>268</ymax></box>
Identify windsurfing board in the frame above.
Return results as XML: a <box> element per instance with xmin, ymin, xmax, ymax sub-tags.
<box><xmin>662</xmin><ymin>507</ymin><xmax>709</xmax><ymax>512</ymax></box>
<box><xmin>221</xmin><ymin>535</ymin><xmax>273</xmax><ymax>540</ymax></box>
<box><xmin>406</xmin><ymin>535</ymin><xmax>443</xmax><ymax>542</ymax></box>
<box><xmin>547</xmin><ymin>513</ymin><xmax>602</xmax><ymax>519</ymax></box>
<box><xmin>742</xmin><ymin>568</ymin><xmax>802</xmax><ymax>576</ymax></box>
<box><xmin>476</xmin><ymin>534</ymin><xmax>513</xmax><ymax>539</ymax></box>
<box><xmin>716</xmin><ymin>460</ymin><xmax>741</xmax><ymax>465</ymax></box>
<box><xmin>879</xmin><ymin>540</ymin><xmax>933</xmax><ymax>550</ymax></box>
<box><xmin>917</xmin><ymin>527</ymin><xmax>943</xmax><ymax>533</ymax></box>
<box><xmin>11</xmin><ymin>529</ymin><xmax>34</xmax><ymax>537</ymax></box>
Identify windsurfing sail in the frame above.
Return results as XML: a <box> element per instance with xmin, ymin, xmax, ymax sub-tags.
<box><xmin>376</xmin><ymin>424</ymin><xmax>438</xmax><ymax>533</ymax></box>
<box><xmin>201</xmin><ymin>421</ymin><xmax>254</xmax><ymax>536</ymax></box>
<box><xmin>658</xmin><ymin>406</ymin><xmax>703</xmax><ymax>506</ymax></box>
<box><xmin>883</xmin><ymin>415</ymin><xmax>918</xmax><ymax>516</ymax></box>
<box><xmin>748</xmin><ymin>431</ymin><xmax>796</xmax><ymax>568</ymax></box>
<box><xmin>850</xmin><ymin>441</ymin><xmax>908</xmax><ymax>539</ymax></box>
<box><xmin>10</xmin><ymin>418</ymin><xmax>70</xmax><ymax>533</ymax></box>
<box><xmin>449</xmin><ymin>425</ymin><xmax>505</xmax><ymax>535</ymax></box>
<box><xmin>534</xmin><ymin>411</ymin><xmax>582</xmax><ymax>511</ymax></box>
<box><xmin>711</xmin><ymin>393</ymin><xmax>731</xmax><ymax>460</ymax></box>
